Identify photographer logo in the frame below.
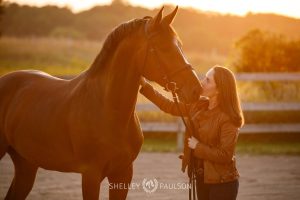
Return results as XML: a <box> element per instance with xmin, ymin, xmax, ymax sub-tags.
<box><xmin>142</xmin><ymin>178</ymin><xmax>158</xmax><ymax>193</ymax></box>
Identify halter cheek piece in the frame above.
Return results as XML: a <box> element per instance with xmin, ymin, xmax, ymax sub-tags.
<box><xmin>141</xmin><ymin>19</ymin><xmax>194</xmax><ymax>93</ymax></box>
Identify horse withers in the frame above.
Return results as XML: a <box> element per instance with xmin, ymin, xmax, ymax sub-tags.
<box><xmin>0</xmin><ymin>7</ymin><xmax>202</xmax><ymax>200</ymax></box>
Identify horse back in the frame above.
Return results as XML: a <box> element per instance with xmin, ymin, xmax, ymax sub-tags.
<box><xmin>0</xmin><ymin>70</ymin><xmax>68</xmax><ymax>120</ymax></box>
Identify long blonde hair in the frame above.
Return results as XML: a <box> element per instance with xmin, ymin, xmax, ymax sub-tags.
<box><xmin>213</xmin><ymin>65</ymin><xmax>244</xmax><ymax>127</ymax></box>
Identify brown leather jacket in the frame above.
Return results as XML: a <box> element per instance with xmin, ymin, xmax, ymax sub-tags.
<box><xmin>139</xmin><ymin>83</ymin><xmax>240</xmax><ymax>184</ymax></box>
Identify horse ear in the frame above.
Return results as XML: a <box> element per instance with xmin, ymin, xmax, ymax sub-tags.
<box><xmin>161</xmin><ymin>6</ymin><xmax>178</xmax><ymax>25</ymax></box>
<box><xmin>149</xmin><ymin>6</ymin><xmax>164</xmax><ymax>28</ymax></box>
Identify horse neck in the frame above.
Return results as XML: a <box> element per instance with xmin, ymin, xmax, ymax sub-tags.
<box><xmin>84</xmin><ymin>38</ymin><xmax>142</xmax><ymax>120</ymax></box>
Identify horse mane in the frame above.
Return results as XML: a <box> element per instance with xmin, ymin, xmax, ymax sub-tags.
<box><xmin>88</xmin><ymin>18</ymin><xmax>146</xmax><ymax>73</ymax></box>
<box><xmin>87</xmin><ymin>16</ymin><xmax>182</xmax><ymax>75</ymax></box>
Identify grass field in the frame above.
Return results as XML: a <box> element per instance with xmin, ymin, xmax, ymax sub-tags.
<box><xmin>0</xmin><ymin>37</ymin><xmax>226</xmax><ymax>75</ymax></box>
<box><xmin>0</xmin><ymin>37</ymin><xmax>97</xmax><ymax>75</ymax></box>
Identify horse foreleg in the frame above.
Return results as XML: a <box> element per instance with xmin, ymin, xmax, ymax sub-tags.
<box><xmin>82</xmin><ymin>171</ymin><xmax>104</xmax><ymax>200</ymax></box>
<box><xmin>108</xmin><ymin>164</ymin><xmax>133</xmax><ymax>200</ymax></box>
<box><xmin>5</xmin><ymin>149</ymin><xmax>38</xmax><ymax>200</ymax></box>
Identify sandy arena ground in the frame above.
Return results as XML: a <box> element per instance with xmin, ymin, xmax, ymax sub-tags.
<box><xmin>1</xmin><ymin>153</ymin><xmax>300</xmax><ymax>200</ymax></box>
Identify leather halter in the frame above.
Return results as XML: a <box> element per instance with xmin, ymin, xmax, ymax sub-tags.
<box><xmin>141</xmin><ymin>20</ymin><xmax>194</xmax><ymax>92</ymax></box>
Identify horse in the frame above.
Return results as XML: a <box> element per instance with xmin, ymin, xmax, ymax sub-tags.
<box><xmin>0</xmin><ymin>7</ymin><xmax>202</xmax><ymax>200</ymax></box>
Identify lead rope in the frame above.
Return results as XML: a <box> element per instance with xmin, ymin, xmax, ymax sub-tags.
<box><xmin>167</xmin><ymin>82</ymin><xmax>198</xmax><ymax>200</ymax></box>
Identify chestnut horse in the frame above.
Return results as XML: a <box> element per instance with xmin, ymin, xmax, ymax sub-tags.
<box><xmin>0</xmin><ymin>7</ymin><xmax>202</xmax><ymax>200</ymax></box>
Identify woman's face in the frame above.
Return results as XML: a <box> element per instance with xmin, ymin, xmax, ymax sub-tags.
<box><xmin>200</xmin><ymin>68</ymin><xmax>218</xmax><ymax>98</ymax></box>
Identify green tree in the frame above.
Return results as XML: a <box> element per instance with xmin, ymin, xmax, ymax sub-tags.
<box><xmin>284</xmin><ymin>40</ymin><xmax>300</xmax><ymax>71</ymax></box>
<box><xmin>232</xmin><ymin>29</ymin><xmax>300</xmax><ymax>72</ymax></box>
<box><xmin>1</xmin><ymin>3</ymin><xmax>73</xmax><ymax>37</ymax></box>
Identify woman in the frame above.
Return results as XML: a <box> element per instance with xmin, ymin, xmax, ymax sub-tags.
<box><xmin>139</xmin><ymin>65</ymin><xmax>244</xmax><ymax>200</ymax></box>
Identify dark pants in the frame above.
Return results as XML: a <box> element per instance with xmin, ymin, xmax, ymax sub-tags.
<box><xmin>196</xmin><ymin>176</ymin><xmax>239</xmax><ymax>200</ymax></box>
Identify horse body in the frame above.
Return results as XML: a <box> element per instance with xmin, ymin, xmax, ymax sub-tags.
<box><xmin>0</xmin><ymin>54</ymin><xmax>143</xmax><ymax>174</ymax></box>
<box><xmin>0</xmin><ymin>28</ymin><xmax>144</xmax><ymax>199</ymax></box>
<box><xmin>0</xmin><ymin>7</ymin><xmax>202</xmax><ymax>200</ymax></box>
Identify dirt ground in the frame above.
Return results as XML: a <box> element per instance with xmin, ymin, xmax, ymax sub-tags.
<box><xmin>1</xmin><ymin>153</ymin><xmax>300</xmax><ymax>200</ymax></box>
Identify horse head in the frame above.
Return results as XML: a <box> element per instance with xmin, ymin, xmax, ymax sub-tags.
<box><xmin>140</xmin><ymin>6</ymin><xmax>202</xmax><ymax>103</ymax></box>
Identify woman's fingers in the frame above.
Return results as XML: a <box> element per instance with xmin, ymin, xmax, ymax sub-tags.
<box><xmin>188</xmin><ymin>137</ymin><xmax>199</xmax><ymax>149</ymax></box>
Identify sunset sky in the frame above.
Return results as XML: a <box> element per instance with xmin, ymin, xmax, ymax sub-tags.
<box><xmin>7</xmin><ymin>0</ymin><xmax>300</xmax><ymax>19</ymax></box>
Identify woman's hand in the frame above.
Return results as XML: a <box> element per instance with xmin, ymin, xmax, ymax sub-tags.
<box><xmin>188</xmin><ymin>136</ymin><xmax>199</xmax><ymax>149</ymax></box>
<box><xmin>140</xmin><ymin>76</ymin><xmax>148</xmax><ymax>87</ymax></box>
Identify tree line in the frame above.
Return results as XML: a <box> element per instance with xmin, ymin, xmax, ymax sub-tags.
<box><xmin>2</xmin><ymin>3</ymin><xmax>300</xmax><ymax>53</ymax></box>
<box><xmin>0</xmin><ymin>2</ymin><xmax>299</xmax><ymax>71</ymax></box>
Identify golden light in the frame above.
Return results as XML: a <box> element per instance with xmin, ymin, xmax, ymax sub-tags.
<box><xmin>9</xmin><ymin>0</ymin><xmax>300</xmax><ymax>18</ymax></box>
<box><xmin>10</xmin><ymin>0</ymin><xmax>111</xmax><ymax>12</ymax></box>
